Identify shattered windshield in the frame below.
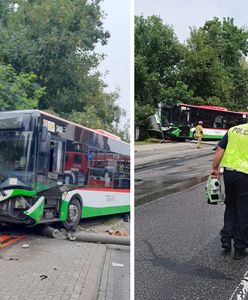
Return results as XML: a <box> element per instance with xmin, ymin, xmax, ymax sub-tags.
<box><xmin>0</xmin><ymin>131</ymin><xmax>35</xmax><ymax>189</ymax></box>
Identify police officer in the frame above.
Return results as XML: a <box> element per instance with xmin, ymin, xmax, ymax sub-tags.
<box><xmin>195</xmin><ymin>121</ymin><xmax>203</xmax><ymax>149</ymax></box>
<box><xmin>211</xmin><ymin>123</ymin><xmax>248</xmax><ymax>259</ymax></box>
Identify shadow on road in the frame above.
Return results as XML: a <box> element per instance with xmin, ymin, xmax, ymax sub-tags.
<box><xmin>137</xmin><ymin>239</ymin><xmax>233</xmax><ymax>281</ymax></box>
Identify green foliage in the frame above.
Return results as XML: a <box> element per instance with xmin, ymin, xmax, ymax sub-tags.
<box><xmin>66</xmin><ymin>106</ymin><xmax>105</xmax><ymax>130</ymax></box>
<box><xmin>135</xmin><ymin>103</ymin><xmax>154</xmax><ymax>126</ymax></box>
<box><xmin>0</xmin><ymin>64</ymin><xmax>45</xmax><ymax>111</ymax></box>
<box><xmin>110</xmin><ymin>120</ymin><xmax>130</xmax><ymax>142</ymax></box>
<box><xmin>135</xmin><ymin>15</ymin><xmax>186</xmax><ymax>108</ymax></box>
<box><xmin>0</xmin><ymin>0</ymin><xmax>124</xmax><ymax>136</ymax></box>
<box><xmin>160</xmin><ymin>81</ymin><xmax>194</xmax><ymax>105</ymax></box>
<box><xmin>180</xmin><ymin>41</ymin><xmax>233</xmax><ymax>100</ymax></box>
<box><xmin>182</xmin><ymin>17</ymin><xmax>248</xmax><ymax>109</ymax></box>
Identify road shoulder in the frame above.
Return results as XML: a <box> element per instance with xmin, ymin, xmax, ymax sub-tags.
<box><xmin>97</xmin><ymin>244</ymin><xmax>130</xmax><ymax>300</ymax></box>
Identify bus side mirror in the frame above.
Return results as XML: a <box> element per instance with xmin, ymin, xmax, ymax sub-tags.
<box><xmin>39</xmin><ymin>132</ymin><xmax>51</xmax><ymax>156</ymax></box>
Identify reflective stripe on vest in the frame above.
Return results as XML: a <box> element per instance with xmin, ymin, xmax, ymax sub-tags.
<box><xmin>220</xmin><ymin>123</ymin><xmax>248</xmax><ymax>174</ymax></box>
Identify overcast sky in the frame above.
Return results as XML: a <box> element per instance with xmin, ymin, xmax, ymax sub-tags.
<box><xmin>96</xmin><ymin>0</ymin><xmax>130</xmax><ymax>129</ymax></box>
<box><xmin>135</xmin><ymin>0</ymin><xmax>248</xmax><ymax>43</ymax></box>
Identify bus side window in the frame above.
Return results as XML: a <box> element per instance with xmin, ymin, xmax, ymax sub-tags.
<box><xmin>114</xmin><ymin>155</ymin><xmax>130</xmax><ymax>189</ymax></box>
<box><xmin>88</xmin><ymin>150</ymin><xmax>107</xmax><ymax>187</ymax></box>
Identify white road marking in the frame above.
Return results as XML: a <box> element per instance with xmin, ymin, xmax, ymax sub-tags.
<box><xmin>230</xmin><ymin>271</ymin><xmax>248</xmax><ymax>300</ymax></box>
<box><xmin>112</xmin><ymin>262</ymin><xmax>124</xmax><ymax>267</ymax></box>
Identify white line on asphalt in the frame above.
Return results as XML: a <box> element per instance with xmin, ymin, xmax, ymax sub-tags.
<box><xmin>230</xmin><ymin>271</ymin><xmax>248</xmax><ymax>300</ymax></box>
<box><xmin>112</xmin><ymin>262</ymin><xmax>124</xmax><ymax>267</ymax></box>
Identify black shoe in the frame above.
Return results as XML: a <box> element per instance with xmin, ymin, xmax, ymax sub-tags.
<box><xmin>234</xmin><ymin>248</ymin><xmax>247</xmax><ymax>260</ymax></box>
<box><xmin>221</xmin><ymin>240</ymin><xmax>231</xmax><ymax>251</ymax></box>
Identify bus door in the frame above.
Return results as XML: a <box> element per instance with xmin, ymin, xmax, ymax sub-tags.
<box><xmin>38</xmin><ymin>136</ymin><xmax>66</xmax><ymax>218</ymax></box>
<box><xmin>179</xmin><ymin>106</ymin><xmax>190</xmax><ymax>136</ymax></box>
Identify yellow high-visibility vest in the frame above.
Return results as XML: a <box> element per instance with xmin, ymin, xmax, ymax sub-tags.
<box><xmin>220</xmin><ymin>123</ymin><xmax>248</xmax><ymax>174</ymax></box>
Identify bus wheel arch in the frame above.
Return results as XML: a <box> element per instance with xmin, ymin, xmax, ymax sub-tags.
<box><xmin>71</xmin><ymin>193</ymin><xmax>83</xmax><ymax>211</ymax></box>
<box><xmin>62</xmin><ymin>196</ymin><xmax>82</xmax><ymax>230</ymax></box>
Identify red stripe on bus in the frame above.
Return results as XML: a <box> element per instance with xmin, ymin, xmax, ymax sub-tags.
<box><xmin>77</xmin><ymin>187</ymin><xmax>130</xmax><ymax>193</ymax></box>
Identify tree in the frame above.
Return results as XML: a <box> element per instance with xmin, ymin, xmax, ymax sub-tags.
<box><xmin>0</xmin><ymin>64</ymin><xmax>45</xmax><ymax>111</ymax></box>
<box><xmin>0</xmin><ymin>0</ymin><xmax>124</xmax><ymax>133</ymax></box>
<box><xmin>181</xmin><ymin>17</ymin><xmax>248</xmax><ymax>110</ymax></box>
<box><xmin>135</xmin><ymin>15</ymin><xmax>187</xmax><ymax>108</ymax></box>
<box><xmin>135</xmin><ymin>103</ymin><xmax>154</xmax><ymax>127</ymax></box>
<box><xmin>160</xmin><ymin>81</ymin><xmax>193</xmax><ymax>105</ymax></box>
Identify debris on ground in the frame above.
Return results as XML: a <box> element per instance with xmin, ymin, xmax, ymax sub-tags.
<box><xmin>107</xmin><ymin>230</ymin><xmax>128</xmax><ymax>237</ymax></box>
<box><xmin>0</xmin><ymin>234</ymin><xmax>27</xmax><ymax>249</ymax></box>
<box><xmin>112</xmin><ymin>262</ymin><xmax>124</xmax><ymax>267</ymax></box>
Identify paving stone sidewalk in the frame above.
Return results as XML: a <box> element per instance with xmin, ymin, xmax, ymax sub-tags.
<box><xmin>0</xmin><ymin>236</ymin><xmax>106</xmax><ymax>300</ymax></box>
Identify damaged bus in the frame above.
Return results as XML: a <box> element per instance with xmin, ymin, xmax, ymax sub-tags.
<box><xmin>147</xmin><ymin>103</ymin><xmax>248</xmax><ymax>140</ymax></box>
<box><xmin>0</xmin><ymin>110</ymin><xmax>130</xmax><ymax>227</ymax></box>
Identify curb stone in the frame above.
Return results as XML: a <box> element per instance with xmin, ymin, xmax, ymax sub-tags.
<box><xmin>79</xmin><ymin>244</ymin><xmax>107</xmax><ymax>300</ymax></box>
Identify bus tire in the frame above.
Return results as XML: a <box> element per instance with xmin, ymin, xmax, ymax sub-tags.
<box><xmin>62</xmin><ymin>198</ymin><xmax>82</xmax><ymax>231</ymax></box>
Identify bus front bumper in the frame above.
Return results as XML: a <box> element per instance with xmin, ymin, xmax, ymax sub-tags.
<box><xmin>0</xmin><ymin>196</ymin><xmax>44</xmax><ymax>225</ymax></box>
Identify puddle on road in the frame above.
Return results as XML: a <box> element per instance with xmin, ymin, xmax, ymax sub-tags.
<box><xmin>135</xmin><ymin>174</ymin><xmax>209</xmax><ymax>206</ymax></box>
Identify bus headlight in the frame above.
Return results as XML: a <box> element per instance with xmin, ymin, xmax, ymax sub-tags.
<box><xmin>14</xmin><ymin>197</ymin><xmax>29</xmax><ymax>209</ymax></box>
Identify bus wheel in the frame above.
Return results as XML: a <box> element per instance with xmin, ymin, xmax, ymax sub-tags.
<box><xmin>62</xmin><ymin>198</ymin><xmax>82</xmax><ymax>231</ymax></box>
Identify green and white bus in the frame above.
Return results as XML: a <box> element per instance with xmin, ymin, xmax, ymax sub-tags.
<box><xmin>147</xmin><ymin>103</ymin><xmax>248</xmax><ymax>140</ymax></box>
<box><xmin>0</xmin><ymin>110</ymin><xmax>130</xmax><ymax>227</ymax></box>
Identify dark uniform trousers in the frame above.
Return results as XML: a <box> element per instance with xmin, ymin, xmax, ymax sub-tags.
<box><xmin>220</xmin><ymin>170</ymin><xmax>248</xmax><ymax>249</ymax></box>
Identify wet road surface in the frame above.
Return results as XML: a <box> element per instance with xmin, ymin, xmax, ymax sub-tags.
<box><xmin>135</xmin><ymin>142</ymin><xmax>248</xmax><ymax>299</ymax></box>
<box><xmin>135</xmin><ymin>183</ymin><xmax>248</xmax><ymax>300</ymax></box>
<box><xmin>135</xmin><ymin>142</ymin><xmax>216</xmax><ymax>205</ymax></box>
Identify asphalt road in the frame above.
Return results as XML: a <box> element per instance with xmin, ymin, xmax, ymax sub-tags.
<box><xmin>135</xmin><ymin>183</ymin><xmax>248</xmax><ymax>300</ymax></box>
<box><xmin>135</xmin><ymin>142</ymin><xmax>248</xmax><ymax>300</ymax></box>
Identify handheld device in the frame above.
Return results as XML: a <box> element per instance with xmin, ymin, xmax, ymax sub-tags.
<box><xmin>205</xmin><ymin>175</ymin><xmax>225</xmax><ymax>205</ymax></box>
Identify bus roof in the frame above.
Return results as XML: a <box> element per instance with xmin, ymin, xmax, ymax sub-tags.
<box><xmin>0</xmin><ymin>109</ymin><xmax>128</xmax><ymax>145</ymax></box>
<box><xmin>94</xmin><ymin>129</ymin><xmax>121</xmax><ymax>141</ymax></box>
<box><xmin>180</xmin><ymin>104</ymin><xmax>247</xmax><ymax>115</ymax></box>
<box><xmin>39</xmin><ymin>110</ymin><xmax>127</xmax><ymax>144</ymax></box>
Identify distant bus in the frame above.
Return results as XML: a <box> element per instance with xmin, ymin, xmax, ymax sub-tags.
<box><xmin>0</xmin><ymin>110</ymin><xmax>130</xmax><ymax>227</ymax></box>
<box><xmin>147</xmin><ymin>103</ymin><xmax>248</xmax><ymax>140</ymax></box>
